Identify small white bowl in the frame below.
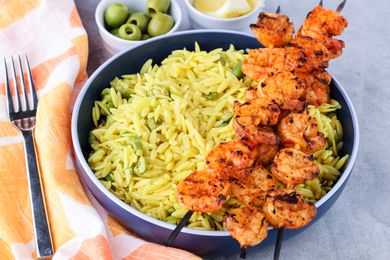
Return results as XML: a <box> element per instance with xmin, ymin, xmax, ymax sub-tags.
<box><xmin>96</xmin><ymin>0</ymin><xmax>183</xmax><ymax>55</ymax></box>
<box><xmin>184</xmin><ymin>0</ymin><xmax>265</xmax><ymax>31</ymax></box>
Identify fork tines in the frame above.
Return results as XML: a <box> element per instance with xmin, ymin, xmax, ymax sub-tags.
<box><xmin>4</xmin><ymin>56</ymin><xmax>38</xmax><ymax>121</ymax></box>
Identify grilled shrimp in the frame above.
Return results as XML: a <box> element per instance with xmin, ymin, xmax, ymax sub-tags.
<box><xmin>231</xmin><ymin>165</ymin><xmax>279</xmax><ymax>208</ymax></box>
<box><xmin>176</xmin><ymin>170</ymin><xmax>231</xmax><ymax>212</ymax></box>
<box><xmin>298</xmin><ymin>6</ymin><xmax>348</xmax><ymax>58</ymax></box>
<box><xmin>246</xmin><ymin>71</ymin><xmax>306</xmax><ymax>112</ymax></box>
<box><xmin>263</xmin><ymin>189</ymin><xmax>317</xmax><ymax>229</ymax></box>
<box><xmin>246</xmin><ymin>70</ymin><xmax>330</xmax><ymax>108</ymax></box>
<box><xmin>289</xmin><ymin>36</ymin><xmax>331</xmax><ymax>64</ymax></box>
<box><xmin>278</xmin><ymin>111</ymin><xmax>326</xmax><ymax>154</ymax></box>
<box><xmin>297</xmin><ymin>70</ymin><xmax>331</xmax><ymax>106</ymax></box>
<box><xmin>205</xmin><ymin>141</ymin><xmax>257</xmax><ymax>181</ymax></box>
<box><xmin>271</xmin><ymin>148</ymin><xmax>320</xmax><ymax>187</ymax></box>
<box><xmin>255</xmin><ymin>143</ymin><xmax>279</xmax><ymax>166</ymax></box>
<box><xmin>301</xmin><ymin>6</ymin><xmax>348</xmax><ymax>37</ymax></box>
<box><xmin>234</xmin><ymin>98</ymin><xmax>281</xmax><ymax>126</ymax></box>
<box><xmin>225</xmin><ymin>206</ymin><xmax>269</xmax><ymax>248</ymax></box>
<box><xmin>234</xmin><ymin>117</ymin><xmax>280</xmax><ymax>146</ymax></box>
<box><xmin>242</xmin><ymin>47</ymin><xmax>329</xmax><ymax>79</ymax></box>
<box><xmin>233</xmin><ymin>98</ymin><xmax>281</xmax><ymax>146</ymax></box>
<box><xmin>250</xmin><ymin>12</ymin><xmax>294</xmax><ymax>48</ymax></box>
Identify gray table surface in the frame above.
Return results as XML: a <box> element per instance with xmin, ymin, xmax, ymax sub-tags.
<box><xmin>75</xmin><ymin>0</ymin><xmax>390</xmax><ymax>259</ymax></box>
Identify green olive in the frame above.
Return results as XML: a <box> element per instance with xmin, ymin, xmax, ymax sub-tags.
<box><xmin>142</xmin><ymin>34</ymin><xmax>152</xmax><ymax>40</ymax></box>
<box><xmin>146</xmin><ymin>0</ymin><xmax>171</xmax><ymax>16</ymax></box>
<box><xmin>147</xmin><ymin>13</ymin><xmax>174</xmax><ymax>37</ymax></box>
<box><xmin>127</xmin><ymin>12</ymin><xmax>150</xmax><ymax>33</ymax></box>
<box><xmin>104</xmin><ymin>3</ymin><xmax>129</xmax><ymax>28</ymax></box>
<box><xmin>111</xmin><ymin>28</ymin><xmax>119</xmax><ymax>37</ymax></box>
<box><xmin>118</xmin><ymin>23</ymin><xmax>142</xmax><ymax>40</ymax></box>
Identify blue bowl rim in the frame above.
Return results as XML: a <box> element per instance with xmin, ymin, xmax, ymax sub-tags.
<box><xmin>71</xmin><ymin>29</ymin><xmax>360</xmax><ymax>237</ymax></box>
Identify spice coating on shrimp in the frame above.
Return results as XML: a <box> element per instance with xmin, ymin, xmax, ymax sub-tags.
<box><xmin>231</xmin><ymin>165</ymin><xmax>279</xmax><ymax>208</ymax></box>
<box><xmin>289</xmin><ymin>36</ymin><xmax>331</xmax><ymax>64</ymax></box>
<box><xmin>271</xmin><ymin>148</ymin><xmax>320</xmax><ymax>187</ymax></box>
<box><xmin>246</xmin><ymin>71</ymin><xmax>306</xmax><ymax>112</ymax></box>
<box><xmin>242</xmin><ymin>45</ymin><xmax>329</xmax><ymax>77</ymax></box>
<box><xmin>205</xmin><ymin>141</ymin><xmax>257</xmax><ymax>181</ymax></box>
<box><xmin>234</xmin><ymin>98</ymin><xmax>281</xmax><ymax>126</ymax></box>
<box><xmin>176</xmin><ymin>170</ymin><xmax>231</xmax><ymax>212</ymax></box>
<box><xmin>233</xmin><ymin>117</ymin><xmax>280</xmax><ymax>146</ymax></box>
<box><xmin>297</xmin><ymin>70</ymin><xmax>331</xmax><ymax>106</ymax></box>
<box><xmin>250</xmin><ymin>12</ymin><xmax>295</xmax><ymax>48</ymax></box>
<box><xmin>263</xmin><ymin>189</ymin><xmax>317</xmax><ymax>229</ymax></box>
<box><xmin>298</xmin><ymin>6</ymin><xmax>348</xmax><ymax>58</ymax></box>
<box><xmin>233</xmin><ymin>98</ymin><xmax>281</xmax><ymax>146</ymax></box>
<box><xmin>278</xmin><ymin>111</ymin><xmax>326</xmax><ymax>154</ymax></box>
<box><xmin>254</xmin><ymin>143</ymin><xmax>279</xmax><ymax>166</ymax></box>
<box><xmin>225</xmin><ymin>206</ymin><xmax>269</xmax><ymax>247</ymax></box>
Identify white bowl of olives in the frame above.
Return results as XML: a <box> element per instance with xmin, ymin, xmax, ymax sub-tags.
<box><xmin>96</xmin><ymin>0</ymin><xmax>183</xmax><ymax>55</ymax></box>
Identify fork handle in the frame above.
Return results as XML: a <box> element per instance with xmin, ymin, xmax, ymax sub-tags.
<box><xmin>22</xmin><ymin>131</ymin><xmax>54</xmax><ymax>259</ymax></box>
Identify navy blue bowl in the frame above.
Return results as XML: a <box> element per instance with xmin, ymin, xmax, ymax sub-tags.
<box><xmin>71</xmin><ymin>30</ymin><xmax>360</xmax><ymax>256</ymax></box>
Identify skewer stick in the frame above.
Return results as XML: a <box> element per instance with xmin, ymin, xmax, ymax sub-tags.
<box><xmin>319</xmin><ymin>0</ymin><xmax>323</xmax><ymax>6</ymax></box>
<box><xmin>336</xmin><ymin>0</ymin><xmax>347</xmax><ymax>13</ymax></box>
<box><xmin>164</xmin><ymin>210</ymin><xmax>193</xmax><ymax>246</ymax></box>
<box><xmin>275</xmin><ymin>5</ymin><xmax>281</xmax><ymax>14</ymax></box>
<box><xmin>273</xmin><ymin>228</ymin><xmax>284</xmax><ymax>260</ymax></box>
<box><xmin>240</xmin><ymin>247</ymin><xmax>247</xmax><ymax>259</ymax></box>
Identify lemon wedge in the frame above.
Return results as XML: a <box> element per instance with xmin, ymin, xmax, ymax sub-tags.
<box><xmin>247</xmin><ymin>0</ymin><xmax>261</xmax><ymax>8</ymax></box>
<box><xmin>215</xmin><ymin>0</ymin><xmax>252</xmax><ymax>18</ymax></box>
<box><xmin>193</xmin><ymin>0</ymin><xmax>226</xmax><ymax>13</ymax></box>
<box><xmin>193</xmin><ymin>0</ymin><xmax>257</xmax><ymax>18</ymax></box>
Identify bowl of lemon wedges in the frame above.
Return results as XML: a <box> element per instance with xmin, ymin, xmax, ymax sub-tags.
<box><xmin>184</xmin><ymin>0</ymin><xmax>265</xmax><ymax>31</ymax></box>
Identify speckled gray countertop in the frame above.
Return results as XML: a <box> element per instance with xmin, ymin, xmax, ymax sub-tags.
<box><xmin>74</xmin><ymin>0</ymin><xmax>390</xmax><ymax>259</ymax></box>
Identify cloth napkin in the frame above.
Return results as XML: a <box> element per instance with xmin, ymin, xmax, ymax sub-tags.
<box><xmin>0</xmin><ymin>1</ymin><xmax>200</xmax><ymax>259</ymax></box>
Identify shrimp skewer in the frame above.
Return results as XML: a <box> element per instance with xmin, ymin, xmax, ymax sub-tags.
<box><xmin>168</xmin><ymin>3</ymin><xmax>348</xmax><ymax>256</ymax></box>
<box><xmin>167</xmin><ymin>140</ymin><xmax>258</xmax><ymax>246</ymax></box>
<box><xmin>228</xmin><ymin>149</ymin><xmax>318</xmax><ymax>255</ymax></box>
<box><xmin>245</xmin><ymin>4</ymin><xmax>347</xmax><ymax>112</ymax></box>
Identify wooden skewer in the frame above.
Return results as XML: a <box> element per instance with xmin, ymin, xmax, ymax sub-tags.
<box><xmin>276</xmin><ymin>5</ymin><xmax>281</xmax><ymax>14</ymax></box>
<box><xmin>240</xmin><ymin>247</ymin><xmax>247</xmax><ymax>259</ymax></box>
<box><xmin>273</xmin><ymin>228</ymin><xmax>285</xmax><ymax>260</ymax></box>
<box><xmin>336</xmin><ymin>0</ymin><xmax>347</xmax><ymax>13</ymax></box>
<box><xmin>164</xmin><ymin>210</ymin><xmax>193</xmax><ymax>247</ymax></box>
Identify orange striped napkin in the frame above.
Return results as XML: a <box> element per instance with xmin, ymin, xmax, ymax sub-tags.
<box><xmin>0</xmin><ymin>1</ymin><xmax>199</xmax><ymax>259</ymax></box>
